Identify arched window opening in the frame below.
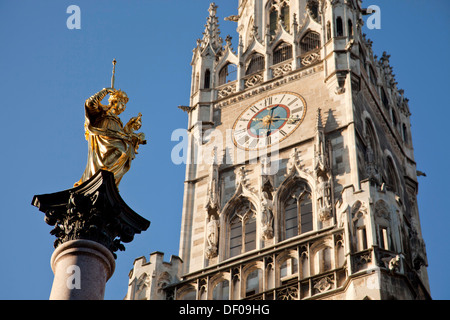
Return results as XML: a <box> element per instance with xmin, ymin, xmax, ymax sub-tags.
<box><xmin>199</xmin><ymin>285</ymin><xmax>207</xmax><ymax>300</ymax></box>
<box><xmin>359</xmin><ymin>47</ymin><xmax>367</xmax><ymax>71</ymax></box>
<box><xmin>348</xmin><ymin>19</ymin><xmax>353</xmax><ymax>37</ymax></box>
<box><xmin>245</xmin><ymin>269</ymin><xmax>262</xmax><ymax>297</ymax></box>
<box><xmin>369</xmin><ymin>66</ymin><xmax>377</xmax><ymax>87</ymax></box>
<box><xmin>204</xmin><ymin>69</ymin><xmax>210</xmax><ymax>89</ymax></box>
<box><xmin>386</xmin><ymin>157</ymin><xmax>399</xmax><ymax>194</ymax></box>
<box><xmin>266</xmin><ymin>264</ymin><xmax>275</xmax><ymax>290</ymax></box>
<box><xmin>300</xmin><ymin>250</ymin><xmax>309</xmax><ymax>279</ymax></box>
<box><xmin>245</xmin><ymin>53</ymin><xmax>265</xmax><ymax>75</ymax></box>
<box><xmin>336</xmin><ymin>239</ymin><xmax>345</xmax><ymax>267</ymax></box>
<box><xmin>381</xmin><ymin>88</ymin><xmax>389</xmax><ymax>109</ymax></box>
<box><xmin>228</xmin><ymin>200</ymin><xmax>257</xmax><ymax>258</ymax></box>
<box><xmin>180</xmin><ymin>288</ymin><xmax>196</xmax><ymax>300</ymax></box>
<box><xmin>312</xmin><ymin>245</ymin><xmax>333</xmax><ymax>275</ymax></box>
<box><xmin>356</xmin><ymin>227</ymin><xmax>368</xmax><ymax>251</ymax></box>
<box><xmin>273</xmin><ymin>42</ymin><xmax>292</xmax><ymax>65</ymax></box>
<box><xmin>218</xmin><ymin>63</ymin><xmax>237</xmax><ymax>86</ymax></box>
<box><xmin>269</xmin><ymin>8</ymin><xmax>278</xmax><ymax>35</ymax></box>
<box><xmin>336</xmin><ymin>17</ymin><xmax>343</xmax><ymax>37</ymax></box>
<box><xmin>300</xmin><ymin>31</ymin><xmax>321</xmax><ymax>54</ymax></box>
<box><xmin>364</xmin><ymin>119</ymin><xmax>379</xmax><ymax>177</ymax></box>
<box><xmin>280</xmin><ymin>257</ymin><xmax>298</xmax><ymax>284</ymax></box>
<box><xmin>326</xmin><ymin>21</ymin><xmax>331</xmax><ymax>41</ymax></box>
<box><xmin>378</xmin><ymin>226</ymin><xmax>391</xmax><ymax>250</ymax></box>
<box><xmin>229</xmin><ymin>216</ymin><xmax>242</xmax><ymax>258</ymax></box>
<box><xmin>281</xmin><ymin>5</ymin><xmax>290</xmax><ymax>31</ymax></box>
<box><xmin>244</xmin><ymin>214</ymin><xmax>257</xmax><ymax>252</ymax></box>
<box><xmin>282</xmin><ymin>180</ymin><xmax>313</xmax><ymax>240</ymax></box>
<box><xmin>212</xmin><ymin>280</ymin><xmax>229</xmax><ymax>300</ymax></box>
<box><xmin>232</xmin><ymin>274</ymin><xmax>240</xmax><ymax>300</ymax></box>
<box><xmin>402</xmin><ymin>123</ymin><xmax>408</xmax><ymax>143</ymax></box>
<box><xmin>307</xmin><ymin>0</ymin><xmax>320</xmax><ymax>23</ymax></box>
<box><xmin>391</xmin><ymin>109</ymin><xmax>398</xmax><ymax>128</ymax></box>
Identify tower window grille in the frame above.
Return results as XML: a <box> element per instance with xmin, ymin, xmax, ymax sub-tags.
<box><xmin>273</xmin><ymin>42</ymin><xmax>292</xmax><ymax>65</ymax></box>
<box><xmin>300</xmin><ymin>31</ymin><xmax>321</xmax><ymax>54</ymax></box>
<box><xmin>218</xmin><ymin>63</ymin><xmax>237</xmax><ymax>86</ymax></box>
<box><xmin>245</xmin><ymin>53</ymin><xmax>265</xmax><ymax>75</ymax></box>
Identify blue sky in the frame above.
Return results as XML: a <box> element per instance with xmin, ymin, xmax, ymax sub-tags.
<box><xmin>0</xmin><ymin>0</ymin><xmax>448</xmax><ymax>300</ymax></box>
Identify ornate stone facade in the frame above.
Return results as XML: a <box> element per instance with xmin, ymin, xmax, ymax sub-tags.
<box><xmin>126</xmin><ymin>0</ymin><xmax>430</xmax><ymax>300</ymax></box>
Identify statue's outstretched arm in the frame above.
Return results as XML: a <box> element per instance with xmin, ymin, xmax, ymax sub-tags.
<box><xmin>85</xmin><ymin>88</ymin><xmax>114</xmax><ymax>110</ymax></box>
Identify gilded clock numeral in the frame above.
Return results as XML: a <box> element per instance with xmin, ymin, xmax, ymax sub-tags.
<box><xmin>264</xmin><ymin>97</ymin><xmax>273</xmax><ymax>107</ymax></box>
<box><xmin>279</xmin><ymin>130</ymin><xmax>287</xmax><ymax>137</ymax></box>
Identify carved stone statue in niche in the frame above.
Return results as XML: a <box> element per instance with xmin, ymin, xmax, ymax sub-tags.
<box><xmin>287</xmin><ymin>147</ymin><xmax>300</xmax><ymax>174</ymax></box>
<box><xmin>317</xmin><ymin>174</ymin><xmax>332</xmax><ymax>221</ymax></box>
<box><xmin>205</xmin><ymin>215</ymin><xmax>219</xmax><ymax>259</ymax></box>
<box><xmin>205</xmin><ymin>159</ymin><xmax>220</xmax><ymax>211</ymax></box>
<box><xmin>260</xmin><ymin>191</ymin><xmax>274</xmax><ymax>240</ymax></box>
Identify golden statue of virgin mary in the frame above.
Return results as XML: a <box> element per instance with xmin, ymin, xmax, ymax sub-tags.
<box><xmin>74</xmin><ymin>61</ymin><xmax>146</xmax><ymax>187</ymax></box>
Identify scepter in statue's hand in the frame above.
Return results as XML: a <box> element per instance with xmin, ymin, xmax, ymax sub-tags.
<box><xmin>111</xmin><ymin>58</ymin><xmax>117</xmax><ymax>89</ymax></box>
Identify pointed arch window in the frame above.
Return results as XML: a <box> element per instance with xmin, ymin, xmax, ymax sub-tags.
<box><xmin>365</xmin><ymin>119</ymin><xmax>379</xmax><ymax>162</ymax></box>
<box><xmin>402</xmin><ymin>123</ymin><xmax>409</xmax><ymax>143</ymax></box>
<box><xmin>204</xmin><ymin>69</ymin><xmax>211</xmax><ymax>89</ymax></box>
<box><xmin>386</xmin><ymin>157</ymin><xmax>399</xmax><ymax>194</ymax></box>
<box><xmin>245</xmin><ymin>268</ymin><xmax>263</xmax><ymax>297</ymax></box>
<box><xmin>381</xmin><ymin>88</ymin><xmax>389</xmax><ymax>110</ymax></box>
<box><xmin>229</xmin><ymin>200</ymin><xmax>257</xmax><ymax>258</ymax></box>
<box><xmin>269</xmin><ymin>8</ymin><xmax>278</xmax><ymax>36</ymax></box>
<box><xmin>273</xmin><ymin>42</ymin><xmax>293</xmax><ymax>65</ymax></box>
<box><xmin>336</xmin><ymin>17</ymin><xmax>344</xmax><ymax>37</ymax></box>
<box><xmin>307</xmin><ymin>0</ymin><xmax>320</xmax><ymax>23</ymax></box>
<box><xmin>212</xmin><ymin>280</ymin><xmax>229</xmax><ymax>300</ymax></box>
<box><xmin>280</xmin><ymin>256</ymin><xmax>298</xmax><ymax>284</ymax></box>
<box><xmin>369</xmin><ymin>66</ymin><xmax>377</xmax><ymax>87</ymax></box>
<box><xmin>281</xmin><ymin>180</ymin><xmax>313</xmax><ymax>240</ymax></box>
<box><xmin>326</xmin><ymin>21</ymin><xmax>331</xmax><ymax>41</ymax></box>
<box><xmin>300</xmin><ymin>31</ymin><xmax>321</xmax><ymax>54</ymax></box>
<box><xmin>348</xmin><ymin>19</ymin><xmax>354</xmax><ymax>37</ymax></box>
<box><xmin>280</xmin><ymin>4</ymin><xmax>290</xmax><ymax>32</ymax></box>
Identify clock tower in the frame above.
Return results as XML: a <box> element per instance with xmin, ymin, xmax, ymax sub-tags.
<box><xmin>126</xmin><ymin>0</ymin><xmax>431</xmax><ymax>300</ymax></box>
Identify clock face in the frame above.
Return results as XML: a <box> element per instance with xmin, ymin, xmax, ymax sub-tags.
<box><xmin>232</xmin><ymin>92</ymin><xmax>307</xmax><ymax>150</ymax></box>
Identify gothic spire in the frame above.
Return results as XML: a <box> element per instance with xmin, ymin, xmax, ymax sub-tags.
<box><xmin>201</xmin><ymin>3</ymin><xmax>223</xmax><ymax>53</ymax></box>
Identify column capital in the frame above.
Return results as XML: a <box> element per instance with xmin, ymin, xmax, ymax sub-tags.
<box><xmin>32</xmin><ymin>170</ymin><xmax>150</xmax><ymax>258</ymax></box>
